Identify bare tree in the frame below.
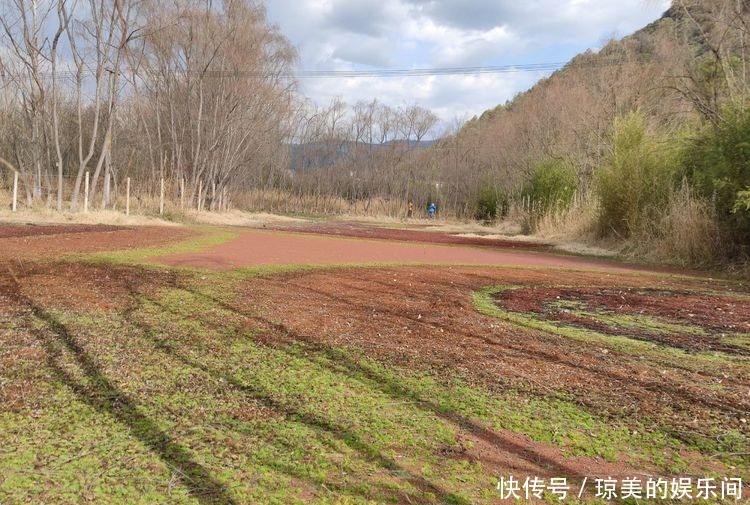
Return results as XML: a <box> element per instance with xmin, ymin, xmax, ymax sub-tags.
<box><xmin>0</xmin><ymin>0</ymin><xmax>55</xmax><ymax>205</ymax></box>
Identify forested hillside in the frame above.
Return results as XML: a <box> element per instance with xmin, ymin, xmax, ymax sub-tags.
<box><xmin>428</xmin><ymin>0</ymin><xmax>749</xmax><ymax>266</ymax></box>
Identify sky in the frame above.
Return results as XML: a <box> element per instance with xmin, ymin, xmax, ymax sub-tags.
<box><xmin>265</xmin><ymin>0</ymin><xmax>672</xmax><ymax>127</ymax></box>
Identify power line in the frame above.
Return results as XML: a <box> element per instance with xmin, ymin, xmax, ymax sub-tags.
<box><xmin>1</xmin><ymin>58</ymin><xmax>623</xmax><ymax>82</ymax></box>
<box><xmin>293</xmin><ymin>62</ymin><xmax>568</xmax><ymax>78</ymax></box>
<box><xmin>1</xmin><ymin>65</ymin><xmax>560</xmax><ymax>81</ymax></box>
<box><xmin>241</xmin><ymin>58</ymin><xmax>621</xmax><ymax>79</ymax></box>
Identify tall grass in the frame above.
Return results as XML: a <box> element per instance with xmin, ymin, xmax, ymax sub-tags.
<box><xmin>531</xmin><ymin>191</ymin><xmax>599</xmax><ymax>242</ymax></box>
<box><xmin>0</xmin><ymin>183</ymin><xmax>421</xmax><ymax>221</ymax></box>
<box><xmin>0</xmin><ymin>186</ymin><xmax>10</xmax><ymax>210</ymax></box>
<box><xmin>531</xmin><ymin>182</ymin><xmax>723</xmax><ymax>267</ymax></box>
<box><xmin>235</xmin><ymin>188</ymin><xmax>428</xmax><ymax>219</ymax></box>
<box><xmin>681</xmin><ymin>104</ymin><xmax>750</xmax><ymax>256</ymax></box>
<box><xmin>630</xmin><ymin>182</ymin><xmax>722</xmax><ymax>267</ymax></box>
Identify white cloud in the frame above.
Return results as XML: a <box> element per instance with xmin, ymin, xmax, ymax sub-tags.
<box><xmin>300</xmin><ymin>70</ymin><xmax>543</xmax><ymax>125</ymax></box>
<box><xmin>265</xmin><ymin>0</ymin><xmax>672</xmax><ymax>123</ymax></box>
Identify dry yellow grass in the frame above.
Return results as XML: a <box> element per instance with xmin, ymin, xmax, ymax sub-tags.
<box><xmin>631</xmin><ymin>184</ymin><xmax>722</xmax><ymax>267</ymax></box>
<box><xmin>528</xmin><ymin>184</ymin><xmax>728</xmax><ymax>266</ymax></box>
<box><xmin>187</xmin><ymin>209</ymin><xmax>307</xmax><ymax>227</ymax></box>
<box><xmin>0</xmin><ymin>208</ymin><xmax>181</xmax><ymax>227</ymax></box>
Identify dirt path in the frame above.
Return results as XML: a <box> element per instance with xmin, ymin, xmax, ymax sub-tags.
<box><xmin>153</xmin><ymin>228</ymin><xmax>647</xmax><ymax>272</ymax></box>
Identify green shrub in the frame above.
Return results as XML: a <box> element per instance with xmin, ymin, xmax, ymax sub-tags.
<box><xmin>522</xmin><ymin>158</ymin><xmax>578</xmax><ymax>213</ymax></box>
<box><xmin>681</xmin><ymin>104</ymin><xmax>750</xmax><ymax>253</ymax></box>
<box><xmin>473</xmin><ymin>184</ymin><xmax>507</xmax><ymax>222</ymax></box>
<box><xmin>596</xmin><ymin>111</ymin><xmax>680</xmax><ymax>238</ymax></box>
<box><xmin>734</xmin><ymin>189</ymin><xmax>750</xmax><ymax>214</ymax></box>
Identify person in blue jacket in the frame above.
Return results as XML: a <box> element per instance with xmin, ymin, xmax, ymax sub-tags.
<box><xmin>427</xmin><ymin>202</ymin><xmax>437</xmax><ymax>218</ymax></box>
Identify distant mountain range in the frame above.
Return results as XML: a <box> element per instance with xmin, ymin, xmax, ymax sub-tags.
<box><xmin>288</xmin><ymin>139</ymin><xmax>437</xmax><ymax>171</ymax></box>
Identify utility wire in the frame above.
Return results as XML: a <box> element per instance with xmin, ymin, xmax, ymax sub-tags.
<box><xmin>293</xmin><ymin>62</ymin><xmax>567</xmax><ymax>78</ymax></box>
<box><xmin>225</xmin><ymin>58</ymin><xmax>621</xmax><ymax>79</ymax></box>
<box><xmin>1</xmin><ymin>58</ymin><xmax>623</xmax><ymax>82</ymax></box>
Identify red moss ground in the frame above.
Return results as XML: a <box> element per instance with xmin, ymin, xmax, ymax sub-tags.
<box><xmin>1</xmin><ymin>223</ymin><xmax>748</xmax><ymax>502</ymax></box>
<box><xmin>0</xmin><ymin>223</ymin><xmax>126</xmax><ymax>239</ymax></box>
<box><xmin>155</xmin><ymin>228</ymin><xmax>646</xmax><ymax>272</ymax></box>
<box><xmin>239</xmin><ymin>267</ymin><xmax>749</xmax><ymax>458</ymax></box>
<box><xmin>494</xmin><ymin>286</ymin><xmax>750</xmax><ymax>355</ymax></box>
<box><xmin>268</xmin><ymin>221</ymin><xmax>550</xmax><ymax>250</ymax></box>
<box><xmin>0</xmin><ymin>223</ymin><xmax>194</xmax><ymax>262</ymax></box>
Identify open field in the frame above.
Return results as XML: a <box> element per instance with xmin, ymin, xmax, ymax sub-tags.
<box><xmin>151</xmin><ymin>228</ymin><xmax>635</xmax><ymax>272</ymax></box>
<box><xmin>1</xmin><ymin>222</ymin><xmax>748</xmax><ymax>504</ymax></box>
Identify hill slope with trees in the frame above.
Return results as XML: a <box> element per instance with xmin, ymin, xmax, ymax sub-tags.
<box><xmin>426</xmin><ymin>0</ymin><xmax>749</xmax><ymax>267</ymax></box>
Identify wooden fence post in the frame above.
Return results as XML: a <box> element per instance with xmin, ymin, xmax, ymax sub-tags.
<box><xmin>159</xmin><ymin>177</ymin><xmax>165</xmax><ymax>215</ymax></box>
<box><xmin>12</xmin><ymin>171</ymin><xmax>18</xmax><ymax>212</ymax></box>
<box><xmin>84</xmin><ymin>171</ymin><xmax>90</xmax><ymax>213</ymax></box>
<box><xmin>211</xmin><ymin>181</ymin><xmax>216</xmax><ymax>212</ymax></box>
<box><xmin>104</xmin><ymin>171</ymin><xmax>111</xmax><ymax>209</ymax></box>
<box><xmin>126</xmin><ymin>177</ymin><xmax>130</xmax><ymax>216</ymax></box>
<box><xmin>198</xmin><ymin>180</ymin><xmax>203</xmax><ymax>212</ymax></box>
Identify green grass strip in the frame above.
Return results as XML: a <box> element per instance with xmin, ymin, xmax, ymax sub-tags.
<box><xmin>472</xmin><ymin>285</ymin><xmax>750</xmax><ymax>371</ymax></box>
<box><xmin>83</xmin><ymin>226</ymin><xmax>238</xmax><ymax>265</ymax></box>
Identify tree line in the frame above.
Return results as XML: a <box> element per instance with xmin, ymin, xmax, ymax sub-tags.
<box><xmin>0</xmin><ymin>0</ymin><xmax>297</xmax><ymax>211</ymax></box>
<box><xmin>0</xmin><ymin>0</ymin><xmax>447</xmax><ymax>215</ymax></box>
